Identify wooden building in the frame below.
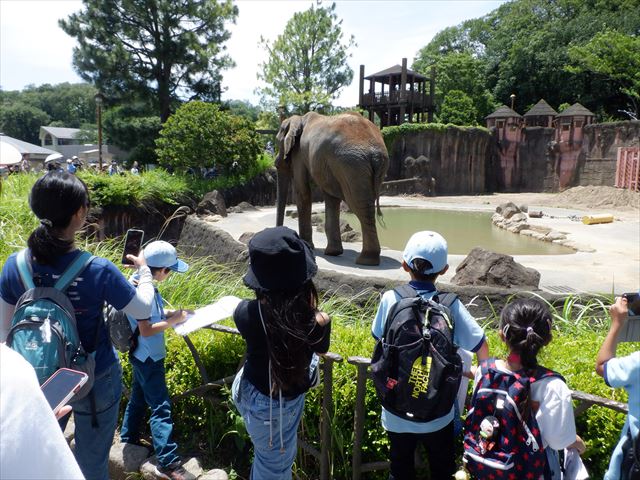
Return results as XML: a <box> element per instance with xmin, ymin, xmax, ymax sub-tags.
<box><xmin>358</xmin><ymin>58</ymin><xmax>435</xmax><ymax>127</ymax></box>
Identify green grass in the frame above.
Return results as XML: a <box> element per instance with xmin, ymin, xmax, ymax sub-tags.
<box><xmin>1</xmin><ymin>172</ymin><xmax>637</xmax><ymax>479</ymax></box>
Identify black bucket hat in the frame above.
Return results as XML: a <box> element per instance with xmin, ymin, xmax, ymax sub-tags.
<box><xmin>243</xmin><ymin>226</ymin><xmax>317</xmax><ymax>292</ymax></box>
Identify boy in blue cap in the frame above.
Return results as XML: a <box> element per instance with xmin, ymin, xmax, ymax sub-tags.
<box><xmin>372</xmin><ymin>231</ymin><xmax>489</xmax><ymax>480</ymax></box>
<box><xmin>120</xmin><ymin>241</ymin><xmax>193</xmax><ymax>480</ymax></box>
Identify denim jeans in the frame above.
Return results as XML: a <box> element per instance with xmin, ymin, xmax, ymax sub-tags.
<box><xmin>232</xmin><ymin>370</ymin><xmax>305</xmax><ymax>480</ymax></box>
<box><xmin>70</xmin><ymin>361</ymin><xmax>123</xmax><ymax>480</ymax></box>
<box><xmin>120</xmin><ymin>356</ymin><xmax>179</xmax><ymax>468</ymax></box>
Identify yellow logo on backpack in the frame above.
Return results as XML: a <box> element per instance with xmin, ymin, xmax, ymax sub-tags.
<box><xmin>409</xmin><ymin>356</ymin><xmax>431</xmax><ymax>398</ymax></box>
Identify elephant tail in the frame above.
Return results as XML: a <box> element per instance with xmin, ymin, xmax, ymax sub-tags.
<box><xmin>372</xmin><ymin>150</ymin><xmax>387</xmax><ymax>222</ymax></box>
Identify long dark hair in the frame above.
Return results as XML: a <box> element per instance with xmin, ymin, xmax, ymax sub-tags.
<box><xmin>27</xmin><ymin>172</ymin><xmax>90</xmax><ymax>265</ymax></box>
<box><xmin>257</xmin><ymin>281</ymin><xmax>319</xmax><ymax>392</ymax></box>
<box><xmin>499</xmin><ymin>299</ymin><xmax>553</xmax><ymax>370</ymax></box>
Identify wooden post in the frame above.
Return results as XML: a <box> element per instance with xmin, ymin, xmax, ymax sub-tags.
<box><xmin>400</xmin><ymin>58</ymin><xmax>407</xmax><ymax>124</ymax></box>
<box><xmin>320</xmin><ymin>352</ymin><xmax>342</xmax><ymax>480</ymax></box>
<box><xmin>359</xmin><ymin>65</ymin><xmax>365</xmax><ymax>109</ymax></box>
<box><xmin>428</xmin><ymin>66</ymin><xmax>436</xmax><ymax>123</ymax></box>
<box><xmin>349</xmin><ymin>357</ymin><xmax>369</xmax><ymax>480</ymax></box>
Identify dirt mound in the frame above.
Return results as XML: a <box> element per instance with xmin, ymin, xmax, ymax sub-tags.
<box><xmin>542</xmin><ymin>186</ymin><xmax>640</xmax><ymax>210</ymax></box>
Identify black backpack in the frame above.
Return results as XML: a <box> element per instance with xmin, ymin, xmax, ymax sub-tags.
<box><xmin>370</xmin><ymin>285</ymin><xmax>462</xmax><ymax>422</ymax></box>
<box><xmin>621</xmin><ymin>428</ymin><xmax>640</xmax><ymax>480</ymax></box>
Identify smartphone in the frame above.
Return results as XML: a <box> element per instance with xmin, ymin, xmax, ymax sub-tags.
<box><xmin>623</xmin><ymin>292</ymin><xmax>640</xmax><ymax>316</ymax></box>
<box><xmin>121</xmin><ymin>229</ymin><xmax>144</xmax><ymax>265</ymax></box>
<box><xmin>40</xmin><ymin>368</ymin><xmax>89</xmax><ymax>414</ymax></box>
<box><xmin>618</xmin><ymin>293</ymin><xmax>640</xmax><ymax>342</ymax></box>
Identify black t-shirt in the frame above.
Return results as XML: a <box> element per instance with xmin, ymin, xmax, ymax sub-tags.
<box><xmin>234</xmin><ymin>299</ymin><xmax>331</xmax><ymax>398</ymax></box>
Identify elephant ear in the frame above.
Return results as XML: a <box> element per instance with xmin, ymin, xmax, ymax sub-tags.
<box><xmin>277</xmin><ymin>116</ymin><xmax>303</xmax><ymax>165</ymax></box>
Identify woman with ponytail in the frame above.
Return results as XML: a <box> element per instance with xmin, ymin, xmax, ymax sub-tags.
<box><xmin>231</xmin><ymin>226</ymin><xmax>331</xmax><ymax>479</ymax></box>
<box><xmin>0</xmin><ymin>171</ymin><xmax>155</xmax><ymax>480</ymax></box>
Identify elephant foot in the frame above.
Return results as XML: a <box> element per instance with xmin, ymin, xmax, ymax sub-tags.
<box><xmin>324</xmin><ymin>246</ymin><xmax>344</xmax><ymax>256</ymax></box>
<box><xmin>356</xmin><ymin>252</ymin><xmax>380</xmax><ymax>266</ymax></box>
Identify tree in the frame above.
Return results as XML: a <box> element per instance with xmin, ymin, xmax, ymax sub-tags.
<box><xmin>257</xmin><ymin>2</ymin><xmax>355</xmax><ymax>114</ymax></box>
<box><xmin>103</xmin><ymin>102</ymin><xmax>161</xmax><ymax>165</ymax></box>
<box><xmin>60</xmin><ymin>0</ymin><xmax>238</xmax><ymax>122</ymax></box>
<box><xmin>156</xmin><ymin>101</ymin><xmax>261</xmax><ymax>175</ymax></box>
<box><xmin>568</xmin><ymin>30</ymin><xmax>640</xmax><ymax>119</ymax></box>
<box><xmin>0</xmin><ymin>103</ymin><xmax>50</xmax><ymax>143</ymax></box>
<box><xmin>438</xmin><ymin>90</ymin><xmax>477</xmax><ymax>125</ymax></box>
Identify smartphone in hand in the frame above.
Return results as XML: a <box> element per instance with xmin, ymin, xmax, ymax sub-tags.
<box><xmin>619</xmin><ymin>292</ymin><xmax>640</xmax><ymax>342</ymax></box>
<box><xmin>121</xmin><ymin>229</ymin><xmax>144</xmax><ymax>265</ymax></box>
<box><xmin>40</xmin><ymin>368</ymin><xmax>89</xmax><ymax>414</ymax></box>
<box><xmin>623</xmin><ymin>292</ymin><xmax>640</xmax><ymax>316</ymax></box>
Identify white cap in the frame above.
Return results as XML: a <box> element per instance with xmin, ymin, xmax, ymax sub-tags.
<box><xmin>402</xmin><ymin>231</ymin><xmax>448</xmax><ymax>275</ymax></box>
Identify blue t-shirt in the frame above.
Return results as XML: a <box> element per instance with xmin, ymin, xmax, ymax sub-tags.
<box><xmin>603</xmin><ymin>351</ymin><xmax>640</xmax><ymax>480</ymax></box>
<box><xmin>371</xmin><ymin>280</ymin><xmax>486</xmax><ymax>433</ymax></box>
<box><xmin>127</xmin><ymin>284</ymin><xmax>167</xmax><ymax>363</ymax></box>
<box><xmin>0</xmin><ymin>250</ymin><xmax>136</xmax><ymax>374</ymax></box>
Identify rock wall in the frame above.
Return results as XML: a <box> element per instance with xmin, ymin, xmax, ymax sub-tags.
<box><xmin>518</xmin><ymin>127</ymin><xmax>556</xmax><ymax>192</ymax></box>
<box><xmin>579</xmin><ymin>121</ymin><xmax>640</xmax><ymax>187</ymax></box>
<box><xmin>386</xmin><ymin>126</ymin><xmax>492</xmax><ymax>195</ymax></box>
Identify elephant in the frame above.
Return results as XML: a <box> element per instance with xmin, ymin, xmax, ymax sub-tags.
<box><xmin>275</xmin><ymin>111</ymin><xmax>389</xmax><ymax>266</ymax></box>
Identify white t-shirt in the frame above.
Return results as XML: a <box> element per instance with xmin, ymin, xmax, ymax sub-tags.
<box><xmin>0</xmin><ymin>344</ymin><xmax>84</xmax><ymax>480</ymax></box>
<box><xmin>473</xmin><ymin>359</ymin><xmax>577</xmax><ymax>450</ymax></box>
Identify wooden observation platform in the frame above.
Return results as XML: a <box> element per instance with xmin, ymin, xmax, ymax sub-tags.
<box><xmin>358</xmin><ymin>58</ymin><xmax>435</xmax><ymax>127</ymax></box>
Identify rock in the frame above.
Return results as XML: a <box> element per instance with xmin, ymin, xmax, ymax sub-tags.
<box><xmin>510</xmin><ymin>212</ymin><xmax>528</xmax><ymax>223</ymax></box>
<box><xmin>197</xmin><ymin>190</ymin><xmax>227</xmax><ymax>217</ymax></box>
<box><xmin>339</xmin><ymin>219</ymin><xmax>353</xmax><ymax>234</ymax></box>
<box><xmin>519</xmin><ymin>204</ymin><xmax>528</xmax><ymax>213</ymax></box>
<box><xmin>501</xmin><ymin>204</ymin><xmax>521</xmax><ymax>220</ymax></box>
<box><xmin>545</xmin><ymin>231</ymin><xmax>566</xmax><ymax>241</ymax></box>
<box><xmin>520</xmin><ymin>229</ymin><xmax>536</xmax><ymax>236</ymax></box>
<box><xmin>200</xmin><ymin>469</ymin><xmax>229</xmax><ymax>480</ymax></box>
<box><xmin>203</xmin><ymin>214</ymin><xmax>222</xmax><ymax>223</ymax></box>
<box><xmin>530</xmin><ymin>225</ymin><xmax>552</xmax><ymax>234</ymax></box>
<box><xmin>109</xmin><ymin>440</ymin><xmax>151</xmax><ymax>480</ymax></box>
<box><xmin>285</xmin><ymin>209</ymin><xmax>294</xmax><ymax>217</ymax></box>
<box><xmin>311</xmin><ymin>213</ymin><xmax>324</xmax><ymax>226</ymax></box>
<box><xmin>496</xmin><ymin>202</ymin><xmax>519</xmax><ymax>216</ymax></box>
<box><xmin>290</xmin><ymin>210</ymin><xmax>299</xmax><ymax>219</ymax></box>
<box><xmin>228</xmin><ymin>201</ymin><xmax>258</xmax><ymax>213</ymax></box>
<box><xmin>452</xmin><ymin>247</ymin><xmax>540</xmax><ymax>289</ymax></box>
<box><xmin>507</xmin><ymin>224</ymin><xmax>528</xmax><ymax>233</ymax></box>
<box><xmin>341</xmin><ymin>230</ymin><xmax>362</xmax><ymax>242</ymax></box>
<box><xmin>340</xmin><ymin>201</ymin><xmax>351</xmax><ymax>212</ymax></box>
<box><xmin>238</xmin><ymin>232</ymin><xmax>255</xmax><ymax>245</ymax></box>
<box><xmin>528</xmin><ymin>210</ymin><xmax>544</xmax><ymax>218</ymax></box>
<box><xmin>491</xmin><ymin>213</ymin><xmax>502</xmax><ymax>223</ymax></box>
<box><xmin>532</xmin><ymin>232</ymin><xmax>546</xmax><ymax>240</ymax></box>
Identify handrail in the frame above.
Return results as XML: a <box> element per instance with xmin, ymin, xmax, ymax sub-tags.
<box><xmin>346</xmin><ymin>355</ymin><xmax>628</xmax><ymax>480</ymax></box>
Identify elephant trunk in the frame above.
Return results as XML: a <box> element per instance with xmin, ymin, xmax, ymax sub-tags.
<box><xmin>276</xmin><ymin>169</ymin><xmax>291</xmax><ymax>226</ymax></box>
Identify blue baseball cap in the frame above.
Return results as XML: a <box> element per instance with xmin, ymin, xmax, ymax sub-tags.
<box><xmin>402</xmin><ymin>231</ymin><xmax>448</xmax><ymax>275</ymax></box>
<box><xmin>143</xmin><ymin>240</ymin><xmax>189</xmax><ymax>273</ymax></box>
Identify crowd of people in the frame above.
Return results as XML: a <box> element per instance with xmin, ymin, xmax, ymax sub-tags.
<box><xmin>0</xmin><ymin>170</ymin><xmax>638</xmax><ymax>480</ymax></box>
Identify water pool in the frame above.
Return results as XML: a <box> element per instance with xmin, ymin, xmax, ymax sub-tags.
<box><xmin>341</xmin><ymin>207</ymin><xmax>575</xmax><ymax>255</ymax></box>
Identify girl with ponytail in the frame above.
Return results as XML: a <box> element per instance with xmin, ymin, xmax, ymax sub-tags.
<box><xmin>231</xmin><ymin>226</ymin><xmax>331</xmax><ymax>480</ymax></box>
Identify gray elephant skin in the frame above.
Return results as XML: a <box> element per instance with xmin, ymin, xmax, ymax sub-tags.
<box><xmin>275</xmin><ymin>112</ymin><xmax>389</xmax><ymax>266</ymax></box>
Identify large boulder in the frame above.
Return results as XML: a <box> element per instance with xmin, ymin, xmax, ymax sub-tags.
<box><xmin>197</xmin><ymin>190</ymin><xmax>227</xmax><ymax>217</ymax></box>
<box><xmin>452</xmin><ymin>247</ymin><xmax>540</xmax><ymax>289</ymax></box>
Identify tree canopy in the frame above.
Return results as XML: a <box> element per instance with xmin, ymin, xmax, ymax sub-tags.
<box><xmin>413</xmin><ymin>0</ymin><xmax>640</xmax><ymax>121</ymax></box>
<box><xmin>156</xmin><ymin>101</ymin><xmax>261</xmax><ymax>175</ymax></box>
<box><xmin>439</xmin><ymin>90</ymin><xmax>478</xmax><ymax>126</ymax></box>
<box><xmin>257</xmin><ymin>2</ymin><xmax>355</xmax><ymax>114</ymax></box>
<box><xmin>60</xmin><ymin>0</ymin><xmax>238</xmax><ymax>122</ymax></box>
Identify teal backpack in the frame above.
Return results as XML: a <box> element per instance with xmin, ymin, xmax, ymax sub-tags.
<box><xmin>6</xmin><ymin>249</ymin><xmax>96</xmax><ymax>399</ymax></box>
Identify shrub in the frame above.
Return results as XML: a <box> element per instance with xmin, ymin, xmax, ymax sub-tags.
<box><xmin>438</xmin><ymin>90</ymin><xmax>478</xmax><ymax>125</ymax></box>
<box><xmin>156</xmin><ymin>101</ymin><xmax>262</xmax><ymax>177</ymax></box>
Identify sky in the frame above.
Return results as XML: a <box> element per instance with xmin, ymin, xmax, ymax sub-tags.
<box><xmin>0</xmin><ymin>0</ymin><xmax>506</xmax><ymax>108</ymax></box>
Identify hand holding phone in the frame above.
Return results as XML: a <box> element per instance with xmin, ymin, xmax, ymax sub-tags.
<box><xmin>122</xmin><ymin>229</ymin><xmax>144</xmax><ymax>265</ymax></box>
<box><xmin>40</xmin><ymin>368</ymin><xmax>89</xmax><ymax>415</ymax></box>
<box><xmin>623</xmin><ymin>292</ymin><xmax>640</xmax><ymax>316</ymax></box>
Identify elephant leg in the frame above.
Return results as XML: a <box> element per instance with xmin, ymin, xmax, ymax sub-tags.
<box><xmin>296</xmin><ymin>179</ymin><xmax>314</xmax><ymax>248</ymax></box>
<box><xmin>323</xmin><ymin>194</ymin><xmax>343</xmax><ymax>256</ymax></box>
<box><xmin>352</xmin><ymin>202</ymin><xmax>381</xmax><ymax>266</ymax></box>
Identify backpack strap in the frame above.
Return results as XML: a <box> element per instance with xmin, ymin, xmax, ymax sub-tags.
<box><xmin>16</xmin><ymin>249</ymin><xmax>35</xmax><ymax>290</ymax></box>
<box><xmin>434</xmin><ymin>292</ymin><xmax>458</xmax><ymax>309</ymax></box>
<box><xmin>531</xmin><ymin>366</ymin><xmax>565</xmax><ymax>384</ymax></box>
<box><xmin>54</xmin><ymin>252</ymin><xmax>95</xmax><ymax>292</ymax></box>
<box><xmin>393</xmin><ymin>284</ymin><xmax>418</xmax><ymax>299</ymax></box>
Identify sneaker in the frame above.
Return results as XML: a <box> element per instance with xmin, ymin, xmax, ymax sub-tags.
<box><xmin>154</xmin><ymin>462</ymin><xmax>195</xmax><ymax>480</ymax></box>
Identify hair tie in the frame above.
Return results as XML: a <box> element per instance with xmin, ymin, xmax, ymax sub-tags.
<box><xmin>502</xmin><ymin>324</ymin><xmax>510</xmax><ymax>336</ymax></box>
<box><xmin>40</xmin><ymin>218</ymin><xmax>53</xmax><ymax>228</ymax></box>
<box><xmin>526</xmin><ymin>326</ymin><xmax>534</xmax><ymax>334</ymax></box>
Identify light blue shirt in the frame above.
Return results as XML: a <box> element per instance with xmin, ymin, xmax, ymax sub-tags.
<box><xmin>371</xmin><ymin>281</ymin><xmax>486</xmax><ymax>433</ymax></box>
<box><xmin>604</xmin><ymin>351</ymin><xmax>640</xmax><ymax>480</ymax></box>
<box><xmin>127</xmin><ymin>283</ymin><xmax>167</xmax><ymax>363</ymax></box>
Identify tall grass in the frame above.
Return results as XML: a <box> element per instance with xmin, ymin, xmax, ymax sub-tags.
<box><xmin>1</xmin><ymin>172</ymin><xmax>637</xmax><ymax>478</ymax></box>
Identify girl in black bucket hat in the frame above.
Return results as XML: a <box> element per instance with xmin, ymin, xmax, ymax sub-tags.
<box><xmin>231</xmin><ymin>226</ymin><xmax>331</xmax><ymax>479</ymax></box>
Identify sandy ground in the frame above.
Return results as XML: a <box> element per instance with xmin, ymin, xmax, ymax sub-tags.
<box><xmin>214</xmin><ymin>190</ymin><xmax>639</xmax><ymax>295</ymax></box>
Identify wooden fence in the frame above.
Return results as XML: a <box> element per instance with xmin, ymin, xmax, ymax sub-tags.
<box><xmin>175</xmin><ymin>326</ymin><xmax>629</xmax><ymax>480</ymax></box>
<box><xmin>615</xmin><ymin>147</ymin><xmax>639</xmax><ymax>191</ymax></box>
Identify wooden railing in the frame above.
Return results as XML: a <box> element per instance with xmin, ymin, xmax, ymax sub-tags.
<box><xmin>174</xmin><ymin>327</ymin><xmax>628</xmax><ymax>480</ymax></box>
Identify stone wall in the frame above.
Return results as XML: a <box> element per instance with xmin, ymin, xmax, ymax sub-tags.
<box><xmin>386</xmin><ymin>126</ymin><xmax>492</xmax><ymax>195</ymax></box>
<box><xmin>579</xmin><ymin>121</ymin><xmax>640</xmax><ymax>187</ymax></box>
<box><xmin>518</xmin><ymin>127</ymin><xmax>556</xmax><ymax>192</ymax></box>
